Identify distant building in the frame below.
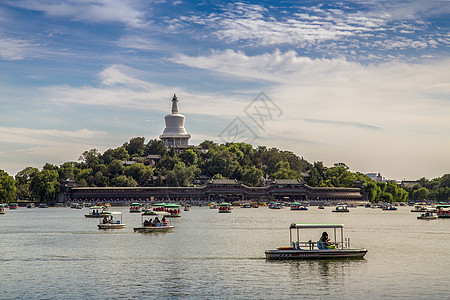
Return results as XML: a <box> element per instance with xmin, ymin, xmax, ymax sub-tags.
<box><xmin>366</xmin><ymin>172</ymin><xmax>383</xmax><ymax>182</ymax></box>
<box><xmin>59</xmin><ymin>178</ymin><xmax>363</xmax><ymax>204</ymax></box>
<box><xmin>400</xmin><ymin>181</ymin><xmax>418</xmax><ymax>188</ymax></box>
<box><xmin>159</xmin><ymin>94</ymin><xmax>191</xmax><ymax>149</ymax></box>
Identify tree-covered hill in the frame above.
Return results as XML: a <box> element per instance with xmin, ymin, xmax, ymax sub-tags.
<box><xmin>0</xmin><ymin>137</ymin><xmax>449</xmax><ymax>203</ymax></box>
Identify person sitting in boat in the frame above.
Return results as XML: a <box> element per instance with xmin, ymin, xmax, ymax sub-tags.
<box><xmin>153</xmin><ymin>217</ymin><xmax>160</xmax><ymax>227</ymax></box>
<box><xmin>319</xmin><ymin>232</ymin><xmax>336</xmax><ymax>249</ymax></box>
<box><xmin>162</xmin><ymin>217</ymin><xmax>167</xmax><ymax>227</ymax></box>
<box><xmin>102</xmin><ymin>216</ymin><xmax>108</xmax><ymax>224</ymax></box>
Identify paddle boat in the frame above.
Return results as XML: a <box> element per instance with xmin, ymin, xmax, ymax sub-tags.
<box><xmin>436</xmin><ymin>205</ymin><xmax>450</xmax><ymax>218</ymax></box>
<box><xmin>218</xmin><ymin>202</ymin><xmax>232</xmax><ymax>213</ymax></box>
<box><xmin>332</xmin><ymin>204</ymin><xmax>349</xmax><ymax>212</ymax></box>
<box><xmin>9</xmin><ymin>203</ymin><xmax>19</xmax><ymax>210</ymax></box>
<box><xmin>290</xmin><ymin>202</ymin><xmax>308</xmax><ymax>210</ymax></box>
<box><xmin>38</xmin><ymin>203</ymin><xmax>48</xmax><ymax>208</ymax></box>
<box><xmin>265</xmin><ymin>223</ymin><xmax>368</xmax><ymax>260</ymax></box>
<box><xmin>0</xmin><ymin>204</ymin><xmax>6</xmax><ymax>214</ymax></box>
<box><xmin>165</xmin><ymin>203</ymin><xmax>182</xmax><ymax>217</ymax></box>
<box><xmin>84</xmin><ymin>206</ymin><xmax>109</xmax><ymax>218</ymax></box>
<box><xmin>98</xmin><ymin>212</ymin><xmax>125</xmax><ymax>229</ymax></box>
<box><xmin>26</xmin><ymin>203</ymin><xmax>35</xmax><ymax>208</ymax></box>
<box><xmin>268</xmin><ymin>202</ymin><xmax>283</xmax><ymax>209</ymax></box>
<box><xmin>318</xmin><ymin>205</ymin><xmax>325</xmax><ymax>209</ymax></box>
<box><xmin>417</xmin><ymin>211</ymin><xmax>437</xmax><ymax>220</ymax></box>
<box><xmin>129</xmin><ymin>203</ymin><xmax>143</xmax><ymax>213</ymax></box>
<box><xmin>382</xmin><ymin>204</ymin><xmax>397</xmax><ymax>211</ymax></box>
<box><xmin>411</xmin><ymin>203</ymin><xmax>428</xmax><ymax>212</ymax></box>
<box><xmin>251</xmin><ymin>202</ymin><xmax>259</xmax><ymax>208</ymax></box>
<box><xmin>133</xmin><ymin>212</ymin><xmax>174</xmax><ymax>233</ymax></box>
<box><xmin>184</xmin><ymin>205</ymin><xmax>190</xmax><ymax>211</ymax></box>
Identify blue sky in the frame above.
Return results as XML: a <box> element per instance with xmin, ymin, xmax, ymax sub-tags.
<box><xmin>1</xmin><ymin>0</ymin><xmax>449</xmax><ymax>180</ymax></box>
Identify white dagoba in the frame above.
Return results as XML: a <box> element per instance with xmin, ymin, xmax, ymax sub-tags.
<box><xmin>159</xmin><ymin>94</ymin><xmax>191</xmax><ymax>148</ymax></box>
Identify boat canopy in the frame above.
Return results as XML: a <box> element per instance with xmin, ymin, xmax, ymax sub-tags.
<box><xmin>436</xmin><ymin>205</ymin><xmax>450</xmax><ymax>209</ymax></box>
<box><xmin>130</xmin><ymin>203</ymin><xmax>142</xmax><ymax>206</ymax></box>
<box><xmin>143</xmin><ymin>211</ymin><xmax>170</xmax><ymax>216</ymax></box>
<box><xmin>152</xmin><ymin>203</ymin><xmax>166</xmax><ymax>207</ymax></box>
<box><xmin>218</xmin><ymin>202</ymin><xmax>231</xmax><ymax>206</ymax></box>
<box><xmin>103</xmin><ymin>211</ymin><xmax>122</xmax><ymax>215</ymax></box>
<box><xmin>164</xmin><ymin>203</ymin><xmax>181</xmax><ymax>208</ymax></box>
<box><xmin>290</xmin><ymin>223</ymin><xmax>344</xmax><ymax>229</ymax></box>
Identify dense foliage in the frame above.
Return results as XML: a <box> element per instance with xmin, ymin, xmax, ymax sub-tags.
<box><xmin>0</xmin><ymin>137</ymin><xmax>449</xmax><ymax>203</ymax></box>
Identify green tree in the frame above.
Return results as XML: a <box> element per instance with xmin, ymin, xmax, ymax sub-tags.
<box><xmin>102</xmin><ymin>147</ymin><xmax>130</xmax><ymax>165</ymax></box>
<box><xmin>124</xmin><ymin>137</ymin><xmax>145</xmax><ymax>156</ymax></box>
<box><xmin>107</xmin><ymin>160</ymin><xmax>125</xmax><ymax>178</ymax></box>
<box><xmin>180</xmin><ymin>148</ymin><xmax>198</xmax><ymax>166</ymax></box>
<box><xmin>78</xmin><ymin>149</ymin><xmax>101</xmax><ymax>168</ymax></box>
<box><xmin>411</xmin><ymin>187</ymin><xmax>429</xmax><ymax>201</ymax></box>
<box><xmin>124</xmin><ymin>163</ymin><xmax>153</xmax><ymax>186</ymax></box>
<box><xmin>166</xmin><ymin>162</ymin><xmax>200</xmax><ymax>186</ymax></box>
<box><xmin>93</xmin><ymin>171</ymin><xmax>109</xmax><ymax>187</ymax></box>
<box><xmin>212</xmin><ymin>174</ymin><xmax>228</xmax><ymax>180</ymax></box>
<box><xmin>111</xmin><ymin>175</ymin><xmax>138</xmax><ymax>187</ymax></box>
<box><xmin>271</xmin><ymin>161</ymin><xmax>298</xmax><ymax>179</ymax></box>
<box><xmin>207</xmin><ymin>149</ymin><xmax>241</xmax><ymax>179</ymax></box>
<box><xmin>145</xmin><ymin>139</ymin><xmax>167</xmax><ymax>156</ymax></box>
<box><xmin>0</xmin><ymin>170</ymin><xmax>16</xmax><ymax>203</ymax></box>
<box><xmin>58</xmin><ymin>162</ymin><xmax>79</xmax><ymax>179</ymax></box>
<box><xmin>365</xmin><ymin>181</ymin><xmax>380</xmax><ymax>202</ymax></box>
<box><xmin>324</xmin><ymin>163</ymin><xmax>355</xmax><ymax>187</ymax></box>
<box><xmin>199</xmin><ymin>140</ymin><xmax>216</xmax><ymax>150</ymax></box>
<box><xmin>241</xmin><ymin>167</ymin><xmax>264</xmax><ymax>186</ymax></box>
<box><xmin>30</xmin><ymin>169</ymin><xmax>59</xmax><ymax>202</ymax></box>
<box><xmin>15</xmin><ymin>167</ymin><xmax>39</xmax><ymax>200</ymax></box>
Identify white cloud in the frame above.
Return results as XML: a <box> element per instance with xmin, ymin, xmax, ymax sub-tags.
<box><xmin>0</xmin><ymin>127</ymin><xmax>111</xmax><ymax>175</ymax></box>
<box><xmin>350</xmin><ymin>0</ymin><xmax>450</xmax><ymax>20</ymax></box>
<box><xmin>173</xmin><ymin>2</ymin><xmax>448</xmax><ymax>56</ymax></box>
<box><xmin>40</xmin><ymin>64</ymin><xmax>248</xmax><ymax>117</ymax></box>
<box><xmin>172</xmin><ymin>49</ymin><xmax>450</xmax><ymax>179</ymax></box>
<box><xmin>116</xmin><ymin>36</ymin><xmax>164</xmax><ymax>51</ymax></box>
<box><xmin>6</xmin><ymin>0</ymin><xmax>147</xmax><ymax>27</ymax></box>
<box><xmin>0</xmin><ymin>37</ymin><xmax>40</xmax><ymax>60</ymax></box>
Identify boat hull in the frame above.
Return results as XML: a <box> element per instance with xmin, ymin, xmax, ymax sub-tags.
<box><xmin>133</xmin><ymin>226</ymin><xmax>174</xmax><ymax>233</ymax></box>
<box><xmin>98</xmin><ymin>224</ymin><xmax>126</xmax><ymax>229</ymax></box>
<box><xmin>85</xmin><ymin>214</ymin><xmax>107</xmax><ymax>218</ymax></box>
<box><xmin>265</xmin><ymin>248</ymin><xmax>367</xmax><ymax>260</ymax></box>
<box><xmin>417</xmin><ymin>216</ymin><xmax>437</xmax><ymax>220</ymax></box>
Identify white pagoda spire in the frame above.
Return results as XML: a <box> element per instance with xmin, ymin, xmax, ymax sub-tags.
<box><xmin>171</xmin><ymin>94</ymin><xmax>179</xmax><ymax>114</ymax></box>
<box><xmin>159</xmin><ymin>94</ymin><xmax>191</xmax><ymax>148</ymax></box>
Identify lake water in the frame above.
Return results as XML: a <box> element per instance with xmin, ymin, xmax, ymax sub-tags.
<box><xmin>1</xmin><ymin>205</ymin><xmax>449</xmax><ymax>299</ymax></box>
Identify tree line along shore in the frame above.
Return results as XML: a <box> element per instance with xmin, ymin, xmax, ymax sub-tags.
<box><xmin>1</xmin><ymin>137</ymin><xmax>449</xmax><ymax>204</ymax></box>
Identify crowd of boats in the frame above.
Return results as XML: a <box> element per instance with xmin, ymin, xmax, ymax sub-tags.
<box><xmin>3</xmin><ymin>200</ymin><xmax>449</xmax><ymax>260</ymax></box>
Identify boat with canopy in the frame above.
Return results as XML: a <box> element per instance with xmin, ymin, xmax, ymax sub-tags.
<box><xmin>436</xmin><ymin>205</ymin><xmax>450</xmax><ymax>218</ymax></box>
<box><xmin>84</xmin><ymin>206</ymin><xmax>109</xmax><ymax>218</ymax></box>
<box><xmin>265</xmin><ymin>223</ymin><xmax>367</xmax><ymax>260</ymax></box>
<box><xmin>218</xmin><ymin>202</ymin><xmax>232</xmax><ymax>213</ymax></box>
<box><xmin>332</xmin><ymin>204</ymin><xmax>349</xmax><ymax>212</ymax></box>
<box><xmin>129</xmin><ymin>203</ymin><xmax>143</xmax><ymax>213</ymax></box>
<box><xmin>97</xmin><ymin>212</ymin><xmax>126</xmax><ymax>229</ymax></box>
<box><xmin>133</xmin><ymin>211</ymin><xmax>174</xmax><ymax>233</ymax></box>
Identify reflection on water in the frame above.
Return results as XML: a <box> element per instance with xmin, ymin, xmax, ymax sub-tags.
<box><xmin>0</xmin><ymin>206</ymin><xmax>449</xmax><ymax>299</ymax></box>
